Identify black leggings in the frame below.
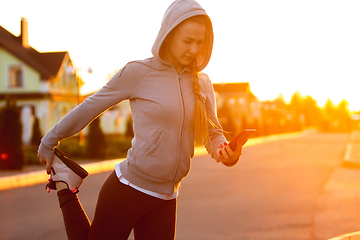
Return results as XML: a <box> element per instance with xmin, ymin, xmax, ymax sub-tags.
<box><xmin>57</xmin><ymin>171</ymin><xmax>177</xmax><ymax>240</ymax></box>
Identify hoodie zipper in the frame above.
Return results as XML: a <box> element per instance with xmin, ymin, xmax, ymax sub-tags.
<box><xmin>172</xmin><ymin>71</ymin><xmax>186</xmax><ymax>182</ymax></box>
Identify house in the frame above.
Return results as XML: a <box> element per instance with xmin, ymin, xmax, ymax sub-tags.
<box><xmin>83</xmin><ymin>91</ymin><xmax>132</xmax><ymax>136</ymax></box>
<box><xmin>212</xmin><ymin>82</ymin><xmax>262</xmax><ymax>139</ymax></box>
<box><xmin>0</xmin><ymin>18</ymin><xmax>79</xmax><ymax>145</ymax></box>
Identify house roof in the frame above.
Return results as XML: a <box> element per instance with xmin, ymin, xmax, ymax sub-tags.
<box><xmin>213</xmin><ymin>82</ymin><xmax>258</xmax><ymax>100</ymax></box>
<box><xmin>213</xmin><ymin>82</ymin><xmax>250</xmax><ymax>93</ymax></box>
<box><xmin>0</xmin><ymin>25</ymin><xmax>67</xmax><ymax>80</ymax></box>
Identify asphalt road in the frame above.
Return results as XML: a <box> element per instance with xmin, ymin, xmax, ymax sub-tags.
<box><xmin>1</xmin><ymin>131</ymin><xmax>359</xmax><ymax>240</ymax></box>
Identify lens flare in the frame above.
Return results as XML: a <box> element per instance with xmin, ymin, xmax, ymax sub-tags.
<box><xmin>1</xmin><ymin>153</ymin><xmax>8</xmax><ymax>160</ymax></box>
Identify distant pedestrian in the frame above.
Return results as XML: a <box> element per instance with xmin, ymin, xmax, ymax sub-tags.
<box><xmin>37</xmin><ymin>0</ymin><xmax>243</xmax><ymax>239</ymax></box>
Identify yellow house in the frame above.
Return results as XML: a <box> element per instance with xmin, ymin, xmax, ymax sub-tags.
<box><xmin>0</xmin><ymin>18</ymin><xmax>79</xmax><ymax>144</ymax></box>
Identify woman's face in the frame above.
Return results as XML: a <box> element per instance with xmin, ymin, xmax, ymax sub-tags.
<box><xmin>164</xmin><ymin>20</ymin><xmax>206</xmax><ymax>73</ymax></box>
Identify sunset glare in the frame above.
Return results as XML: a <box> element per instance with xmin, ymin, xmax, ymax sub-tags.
<box><xmin>1</xmin><ymin>0</ymin><xmax>359</xmax><ymax>111</ymax></box>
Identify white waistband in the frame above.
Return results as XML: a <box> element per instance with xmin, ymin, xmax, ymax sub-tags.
<box><xmin>114</xmin><ymin>163</ymin><xmax>178</xmax><ymax>200</ymax></box>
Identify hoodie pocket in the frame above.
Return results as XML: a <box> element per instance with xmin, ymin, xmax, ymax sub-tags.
<box><xmin>141</xmin><ymin>129</ymin><xmax>163</xmax><ymax>156</ymax></box>
<box><xmin>133</xmin><ymin>128</ymin><xmax>180</xmax><ymax>181</ymax></box>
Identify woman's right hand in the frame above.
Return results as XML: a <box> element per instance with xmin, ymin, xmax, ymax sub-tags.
<box><xmin>37</xmin><ymin>151</ymin><xmax>53</xmax><ymax>175</ymax></box>
<box><xmin>217</xmin><ymin>141</ymin><xmax>243</xmax><ymax>167</ymax></box>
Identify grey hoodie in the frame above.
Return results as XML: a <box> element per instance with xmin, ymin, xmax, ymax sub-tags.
<box><xmin>38</xmin><ymin>0</ymin><xmax>226</xmax><ymax>194</ymax></box>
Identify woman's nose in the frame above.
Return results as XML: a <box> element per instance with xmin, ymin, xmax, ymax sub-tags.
<box><xmin>189</xmin><ymin>43</ymin><xmax>199</xmax><ymax>55</ymax></box>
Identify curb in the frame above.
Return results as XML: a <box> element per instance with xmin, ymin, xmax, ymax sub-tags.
<box><xmin>0</xmin><ymin>159</ymin><xmax>125</xmax><ymax>191</ymax></box>
<box><xmin>328</xmin><ymin>231</ymin><xmax>360</xmax><ymax>240</ymax></box>
<box><xmin>342</xmin><ymin>131</ymin><xmax>360</xmax><ymax>168</ymax></box>
<box><xmin>0</xmin><ymin>131</ymin><xmax>307</xmax><ymax>191</ymax></box>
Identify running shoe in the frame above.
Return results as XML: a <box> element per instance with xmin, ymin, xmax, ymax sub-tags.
<box><xmin>45</xmin><ymin>148</ymin><xmax>89</xmax><ymax>193</ymax></box>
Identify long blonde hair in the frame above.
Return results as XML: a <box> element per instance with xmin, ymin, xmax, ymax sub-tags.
<box><xmin>163</xmin><ymin>15</ymin><xmax>213</xmax><ymax>145</ymax></box>
<box><xmin>190</xmin><ymin>62</ymin><xmax>209</xmax><ymax>145</ymax></box>
<box><xmin>186</xmin><ymin>15</ymin><xmax>212</xmax><ymax>145</ymax></box>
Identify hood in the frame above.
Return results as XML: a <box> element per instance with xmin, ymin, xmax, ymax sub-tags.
<box><xmin>151</xmin><ymin>0</ymin><xmax>214</xmax><ymax>71</ymax></box>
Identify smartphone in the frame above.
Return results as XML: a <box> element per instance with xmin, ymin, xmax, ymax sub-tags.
<box><xmin>228</xmin><ymin>129</ymin><xmax>257</xmax><ymax>151</ymax></box>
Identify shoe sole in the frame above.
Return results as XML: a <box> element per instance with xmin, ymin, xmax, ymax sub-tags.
<box><xmin>54</xmin><ymin>148</ymin><xmax>89</xmax><ymax>179</ymax></box>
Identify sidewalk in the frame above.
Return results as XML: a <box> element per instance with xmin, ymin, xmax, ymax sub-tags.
<box><xmin>327</xmin><ymin>131</ymin><xmax>360</xmax><ymax>240</ymax></box>
<box><xmin>0</xmin><ymin>131</ymin><xmax>307</xmax><ymax>191</ymax></box>
<box><xmin>343</xmin><ymin>131</ymin><xmax>360</xmax><ymax>168</ymax></box>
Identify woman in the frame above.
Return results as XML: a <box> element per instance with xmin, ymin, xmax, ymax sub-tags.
<box><xmin>38</xmin><ymin>0</ymin><xmax>243</xmax><ymax>239</ymax></box>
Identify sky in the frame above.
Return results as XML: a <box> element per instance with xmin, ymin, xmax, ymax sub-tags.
<box><xmin>1</xmin><ymin>0</ymin><xmax>359</xmax><ymax>111</ymax></box>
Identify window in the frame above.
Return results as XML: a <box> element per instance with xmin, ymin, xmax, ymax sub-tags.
<box><xmin>8</xmin><ymin>65</ymin><xmax>24</xmax><ymax>88</ymax></box>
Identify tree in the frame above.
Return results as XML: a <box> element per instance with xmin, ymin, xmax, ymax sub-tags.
<box><xmin>324</xmin><ymin>99</ymin><xmax>336</xmax><ymax>119</ymax></box>
<box><xmin>86</xmin><ymin>116</ymin><xmax>107</xmax><ymax>159</ymax></box>
<box><xmin>303</xmin><ymin>95</ymin><xmax>321</xmax><ymax>127</ymax></box>
<box><xmin>322</xmin><ymin>99</ymin><xmax>337</xmax><ymax>132</ymax></box>
<box><xmin>0</xmin><ymin>98</ymin><xmax>24</xmax><ymax>170</ymax></box>
<box><xmin>336</xmin><ymin>99</ymin><xmax>352</xmax><ymax>132</ymax></box>
<box><xmin>275</xmin><ymin>93</ymin><xmax>286</xmax><ymax>105</ymax></box>
<box><xmin>31</xmin><ymin>117</ymin><xmax>42</xmax><ymax>146</ymax></box>
<box><xmin>125</xmin><ymin>115</ymin><xmax>134</xmax><ymax>138</ymax></box>
<box><xmin>289</xmin><ymin>92</ymin><xmax>304</xmax><ymax>131</ymax></box>
<box><xmin>289</xmin><ymin>91</ymin><xmax>304</xmax><ymax>115</ymax></box>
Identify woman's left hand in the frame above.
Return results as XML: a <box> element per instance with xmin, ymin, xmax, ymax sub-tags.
<box><xmin>217</xmin><ymin>141</ymin><xmax>243</xmax><ymax>167</ymax></box>
<box><xmin>37</xmin><ymin>151</ymin><xmax>53</xmax><ymax>175</ymax></box>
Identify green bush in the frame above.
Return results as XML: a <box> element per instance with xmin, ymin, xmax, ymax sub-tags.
<box><xmin>24</xmin><ymin>145</ymin><xmax>41</xmax><ymax>165</ymax></box>
<box><xmin>31</xmin><ymin>117</ymin><xmax>42</xmax><ymax>146</ymax></box>
<box><xmin>105</xmin><ymin>135</ymin><xmax>132</xmax><ymax>159</ymax></box>
<box><xmin>58</xmin><ymin>134</ymin><xmax>131</xmax><ymax>160</ymax></box>
<box><xmin>86</xmin><ymin>117</ymin><xmax>107</xmax><ymax>159</ymax></box>
<box><xmin>57</xmin><ymin>136</ymin><xmax>87</xmax><ymax>159</ymax></box>
<box><xmin>24</xmin><ymin>133</ymin><xmax>132</xmax><ymax>165</ymax></box>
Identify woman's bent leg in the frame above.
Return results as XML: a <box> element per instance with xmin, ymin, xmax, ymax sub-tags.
<box><xmin>134</xmin><ymin>198</ymin><xmax>177</xmax><ymax>240</ymax></box>
<box><xmin>57</xmin><ymin>189</ymin><xmax>91</xmax><ymax>240</ymax></box>
<box><xmin>88</xmin><ymin>171</ymin><xmax>177</xmax><ymax>240</ymax></box>
<box><xmin>88</xmin><ymin>171</ymin><xmax>135</xmax><ymax>240</ymax></box>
